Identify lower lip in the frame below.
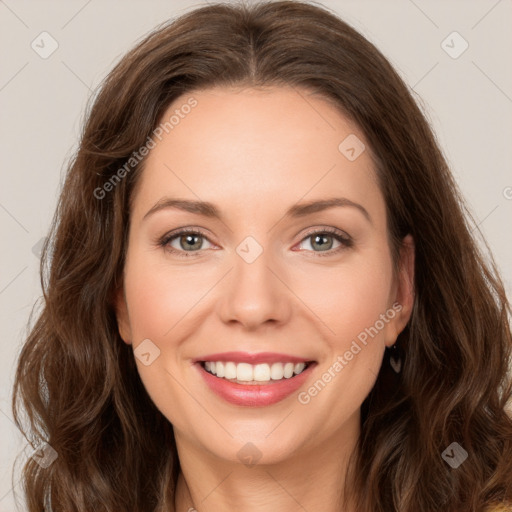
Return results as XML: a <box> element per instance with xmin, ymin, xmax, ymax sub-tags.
<box><xmin>196</xmin><ymin>363</ymin><xmax>316</xmax><ymax>407</ymax></box>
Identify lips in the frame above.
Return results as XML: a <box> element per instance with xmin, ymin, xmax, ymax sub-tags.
<box><xmin>193</xmin><ymin>351</ymin><xmax>317</xmax><ymax>407</ymax></box>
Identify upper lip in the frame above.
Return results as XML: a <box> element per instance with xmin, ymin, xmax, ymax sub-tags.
<box><xmin>193</xmin><ymin>351</ymin><xmax>315</xmax><ymax>365</ymax></box>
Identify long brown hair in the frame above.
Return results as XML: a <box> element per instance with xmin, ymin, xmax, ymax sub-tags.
<box><xmin>12</xmin><ymin>1</ymin><xmax>512</xmax><ymax>510</ymax></box>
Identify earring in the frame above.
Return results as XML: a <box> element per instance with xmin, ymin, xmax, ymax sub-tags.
<box><xmin>389</xmin><ymin>344</ymin><xmax>402</xmax><ymax>374</ymax></box>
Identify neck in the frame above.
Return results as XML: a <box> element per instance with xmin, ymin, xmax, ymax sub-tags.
<box><xmin>173</xmin><ymin>415</ymin><xmax>359</xmax><ymax>512</ymax></box>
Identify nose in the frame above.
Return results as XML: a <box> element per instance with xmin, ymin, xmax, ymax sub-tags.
<box><xmin>217</xmin><ymin>239</ymin><xmax>292</xmax><ymax>331</ymax></box>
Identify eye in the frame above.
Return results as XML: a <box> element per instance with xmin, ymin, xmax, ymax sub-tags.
<box><xmin>158</xmin><ymin>228</ymin><xmax>214</xmax><ymax>257</ymax></box>
<box><xmin>158</xmin><ymin>226</ymin><xmax>353</xmax><ymax>258</ymax></box>
<box><xmin>296</xmin><ymin>227</ymin><xmax>353</xmax><ymax>256</ymax></box>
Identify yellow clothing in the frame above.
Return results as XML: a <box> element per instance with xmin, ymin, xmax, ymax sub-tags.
<box><xmin>486</xmin><ymin>504</ymin><xmax>512</xmax><ymax>511</ymax></box>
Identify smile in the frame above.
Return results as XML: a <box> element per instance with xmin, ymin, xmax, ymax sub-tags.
<box><xmin>194</xmin><ymin>352</ymin><xmax>317</xmax><ymax>407</ymax></box>
<box><xmin>202</xmin><ymin>360</ymin><xmax>309</xmax><ymax>383</ymax></box>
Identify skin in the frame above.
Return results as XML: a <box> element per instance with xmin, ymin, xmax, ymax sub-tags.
<box><xmin>114</xmin><ymin>85</ymin><xmax>415</xmax><ymax>512</ymax></box>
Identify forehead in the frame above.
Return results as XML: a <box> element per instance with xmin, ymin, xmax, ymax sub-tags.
<box><xmin>131</xmin><ymin>86</ymin><xmax>384</xmax><ymax>224</ymax></box>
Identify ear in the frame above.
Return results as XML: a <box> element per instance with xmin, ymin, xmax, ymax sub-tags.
<box><xmin>113</xmin><ymin>285</ymin><xmax>132</xmax><ymax>345</ymax></box>
<box><xmin>385</xmin><ymin>234</ymin><xmax>415</xmax><ymax>347</ymax></box>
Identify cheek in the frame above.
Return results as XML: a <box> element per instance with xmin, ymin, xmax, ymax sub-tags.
<box><xmin>125</xmin><ymin>244</ymin><xmax>395</xmax><ymax>349</ymax></box>
<box><xmin>294</xmin><ymin>255</ymin><xmax>394</xmax><ymax>346</ymax></box>
<box><xmin>123</xmin><ymin>254</ymin><xmax>216</xmax><ymax>341</ymax></box>
<box><xmin>122</xmin><ymin>254</ymin><xmax>198</xmax><ymax>425</ymax></box>
<box><xmin>293</xmin><ymin>260</ymin><xmax>394</xmax><ymax>429</ymax></box>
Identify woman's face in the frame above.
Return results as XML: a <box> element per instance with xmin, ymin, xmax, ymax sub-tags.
<box><xmin>115</xmin><ymin>85</ymin><xmax>414</xmax><ymax>466</ymax></box>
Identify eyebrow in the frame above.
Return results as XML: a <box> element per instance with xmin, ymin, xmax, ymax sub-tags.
<box><xmin>142</xmin><ymin>196</ymin><xmax>372</xmax><ymax>224</ymax></box>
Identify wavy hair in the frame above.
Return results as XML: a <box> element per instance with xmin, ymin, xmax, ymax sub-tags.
<box><xmin>12</xmin><ymin>1</ymin><xmax>512</xmax><ymax>510</ymax></box>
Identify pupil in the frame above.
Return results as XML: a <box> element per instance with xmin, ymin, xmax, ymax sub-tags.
<box><xmin>313</xmin><ymin>234</ymin><xmax>332</xmax><ymax>251</ymax></box>
<box><xmin>182</xmin><ymin>234</ymin><xmax>201</xmax><ymax>250</ymax></box>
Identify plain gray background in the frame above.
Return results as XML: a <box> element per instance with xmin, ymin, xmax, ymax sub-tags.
<box><xmin>1</xmin><ymin>0</ymin><xmax>511</xmax><ymax>509</ymax></box>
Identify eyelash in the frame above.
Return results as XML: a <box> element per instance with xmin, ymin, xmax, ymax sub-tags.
<box><xmin>157</xmin><ymin>227</ymin><xmax>353</xmax><ymax>258</ymax></box>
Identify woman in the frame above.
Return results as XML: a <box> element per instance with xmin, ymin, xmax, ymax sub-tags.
<box><xmin>12</xmin><ymin>1</ymin><xmax>512</xmax><ymax>511</ymax></box>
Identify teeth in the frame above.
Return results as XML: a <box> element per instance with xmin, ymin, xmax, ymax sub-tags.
<box><xmin>294</xmin><ymin>362</ymin><xmax>306</xmax><ymax>374</ymax></box>
<box><xmin>254</xmin><ymin>363</ymin><xmax>270</xmax><ymax>382</ymax></box>
<box><xmin>224</xmin><ymin>362</ymin><xmax>237</xmax><ymax>379</ymax></box>
<box><xmin>236</xmin><ymin>363</ymin><xmax>253</xmax><ymax>381</ymax></box>
<box><xmin>270</xmin><ymin>363</ymin><xmax>284</xmax><ymax>380</ymax></box>
<box><xmin>284</xmin><ymin>362</ymin><xmax>294</xmax><ymax>378</ymax></box>
<box><xmin>203</xmin><ymin>360</ymin><xmax>309</xmax><ymax>382</ymax></box>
